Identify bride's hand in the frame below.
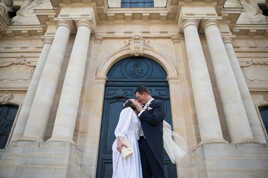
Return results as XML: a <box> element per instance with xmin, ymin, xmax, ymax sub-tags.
<box><xmin>117</xmin><ymin>137</ymin><xmax>126</xmax><ymax>153</ymax></box>
<box><xmin>117</xmin><ymin>144</ymin><xmax>122</xmax><ymax>153</ymax></box>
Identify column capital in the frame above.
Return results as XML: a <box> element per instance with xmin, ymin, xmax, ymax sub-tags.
<box><xmin>56</xmin><ymin>20</ymin><xmax>73</xmax><ymax>29</ymax></box>
<box><xmin>182</xmin><ymin>19</ymin><xmax>200</xmax><ymax>29</ymax></box>
<box><xmin>171</xmin><ymin>34</ymin><xmax>183</xmax><ymax>44</ymax></box>
<box><xmin>42</xmin><ymin>35</ymin><xmax>54</xmax><ymax>45</ymax></box>
<box><xmin>75</xmin><ymin>19</ymin><xmax>94</xmax><ymax>31</ymax></box>
<box><xmin>201</xmin><ymin>19</ymin><xmax>218</xmax><ymax>30</ymax></box>
<box><xmin>222</xmin><ymin>35</ymin><xmax>235</xmax><ymax>44</ymax></box>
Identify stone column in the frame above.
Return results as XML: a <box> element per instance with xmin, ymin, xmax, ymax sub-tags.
<box><xmin>11</xmin><ymin>36</ymin><xmax>53</xmax><ymax>142</ymax></box>
<box><xmin>223</xmin><ymin>36</ymin><xmax>267</xmax><ymax>143</ymax></box>
<box><xmin>183</xmin><ymin>19</ymin><xmax>226</xmax><ymax>143</ymax></box>
<box><xmin>22</xmin><ymin>20</ymin><xmax>72</xmax><ymax>141</ymax></box>
<box><xmin>49</xmin><ymin>20</ymin><xmax>91</xmax><ymax>142</ymax></box>
<box><xmin>203</xmin><ymin>20</ymin><xmax>254</xmax><ymax>143</ymax></box>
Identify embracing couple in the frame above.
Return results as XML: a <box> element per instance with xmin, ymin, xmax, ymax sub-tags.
<box><xmin>112</xmin><ymin>86</ymin><xmax>165</xmax><ymax>178</ymax></box>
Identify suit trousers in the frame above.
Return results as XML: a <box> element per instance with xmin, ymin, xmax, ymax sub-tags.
<box><xmin>138</xmin><ymin>137</ymin><xmax>164</xmax><ymax>178</ymax></box>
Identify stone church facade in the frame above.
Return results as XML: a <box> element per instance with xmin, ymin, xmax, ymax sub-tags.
<box><xmin>0</xmin><ymin>0</ymin><xmax>268</xmax><ymax>178</ymax></box>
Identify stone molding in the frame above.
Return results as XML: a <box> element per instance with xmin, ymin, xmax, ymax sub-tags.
<box><xmin>0</xmin><ymin>93</ymin><xmax>14</xmax><ymax>104</ymax></box>
<box><xmin>96</xmin><ymin>42</ymin><xmax>178</xmax><ymax>80</ymax></box>
<box><xmin>0</xmin><ymin>57</ymin><xmax>36</xmax><ymax>68</ymax></box>
<box><xmin>0</xmin><ymin>1</ymin><xmax>10</xmax><ymax>31</ymax></box>
<box><xmin>120</xmin><ymin>35</ymin><xmax>152</xmax><ymax>56</ymax></box>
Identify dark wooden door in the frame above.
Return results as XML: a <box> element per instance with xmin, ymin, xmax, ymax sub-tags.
<box><xmin>0</xmin><ymin>104</ymin><xmax>18</xmax><ymax>149</ymax></box>
<box><xmin>96</xmin><ymin>57</ymin><xmax>177</xmax><ymax>178</ymax></box>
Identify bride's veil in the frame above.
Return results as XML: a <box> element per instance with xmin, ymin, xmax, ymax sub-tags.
<box><xmin>163</xmin><ymin>120</ymin><xmax>204</xmax><ymax>177</ymax></box>
<box><xmin>163</xmin><ymin>120</ymin><xmax>187</xmax><ymax>163</ymax></box>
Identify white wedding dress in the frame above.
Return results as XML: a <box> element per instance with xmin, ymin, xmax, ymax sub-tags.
<box><xmin>112</xmin><ymin>107</ymin><xmax>143</xmax><ymax>178</ymax></box>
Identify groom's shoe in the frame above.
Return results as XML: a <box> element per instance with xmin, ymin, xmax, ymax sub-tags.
<box><xmin>139</xmin><ymin>136</ymin><xmax>145</xmax><ymax>140</ymax></box>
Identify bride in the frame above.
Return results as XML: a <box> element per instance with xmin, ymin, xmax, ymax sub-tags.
<box><xmin>112</xmin><ymin>99</ymin><xmax>143</xmax><ymax>178</ymax></box>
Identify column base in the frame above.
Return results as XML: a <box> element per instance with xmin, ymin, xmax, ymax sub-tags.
<box><xmin>173</xmin><ymin>143</ymin><xmax>268</xmax><ymax>178</ymax></box>
<box><xmin>198</xmin><ymin>143</ymin><xmax>268</xmax><ymax>178</ymax></box>
<box><xmin>191</xmin><ymin>139</ymin><xmax>228</xmax><ymax>151</ymax></box>
<box><xmin>47</xmin><ymin>137</ymin><xmax>75</xmax><ymax>144</ymax></box>
<box><xmin>16</xmin><ymin>136</ymin><xmax>43</xmax><ymax>142</ymax></box>
<box><xmin>0</xmin><ymin>140</ymin><xmax>82</xmax><ymax>178</ymax></box>
<box><xmin>232</xmin><ymin>138</ymin><xmax>259</xmax><ymax>144</ymax></box>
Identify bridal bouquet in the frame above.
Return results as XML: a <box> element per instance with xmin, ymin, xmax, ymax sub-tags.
<box><xmin>119</xmin><ymin>136</ymin><xmax>133</xmax><ymax>159</ymax></box>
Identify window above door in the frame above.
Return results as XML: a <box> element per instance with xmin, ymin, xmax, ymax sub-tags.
<box><xmin>108</xmin><ymin>0</ymin><xmax>167</xmax><ymax>8</ymax></box>
<box><xmin>121</xmin><ymin>0</ymin><xmax>154</xmax><ymax>8</ymax></box>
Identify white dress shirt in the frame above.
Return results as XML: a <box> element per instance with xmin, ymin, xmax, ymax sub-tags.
<box><xmin>138</xmin><ymin>98</ymin><xmax>154</xmax><ymax>138</ymax></box>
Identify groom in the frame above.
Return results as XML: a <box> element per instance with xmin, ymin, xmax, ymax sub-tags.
<box><xmin>133</xmin><ymin>86</ymin><xmax>165</xmax><ymax>178</ymax></box>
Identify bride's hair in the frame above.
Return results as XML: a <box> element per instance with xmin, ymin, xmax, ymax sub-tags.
<box><xmin>123</xmin><ymin>99</ymin><xmax>138</xmax><ymax>114</ymax></box>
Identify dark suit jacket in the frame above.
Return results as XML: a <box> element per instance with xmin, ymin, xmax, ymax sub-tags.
<box><xmin>139</xmin><ymin>99</ymin><xmax>165</xmax><ymax>167</ymax></box>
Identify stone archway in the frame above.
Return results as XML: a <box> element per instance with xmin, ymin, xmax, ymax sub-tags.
<box><xmin>96</xmin><ymin>48</ymin><xmax>178</xmax><ymax>81</ymax></box>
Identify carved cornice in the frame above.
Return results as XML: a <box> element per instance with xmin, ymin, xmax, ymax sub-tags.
<box><xmin>50</xmin><ymin>0</ymin><xmax>101</xmax><ymax>8</ymax></box>
<box><xmin>249</xmin><ymin>88</ymin><xmax>268</xmax><ymax>92</ymax></box>
<box><xmin>233</xmin><ymin>24</ymin><xmax>268</xmax><ymax>36</ymax></box>
<box><xmin>239</xmin><ymin>58</ymin><xmax>268</xmax><ymax>67</ymax></box>
<box><xmin>0</xmin><ymin>87</ymin><xmax>28</xmax><ymax>91</ymax></box>
<box><xmin>94</xmin><ymin>31</ymin><xmax>178</xmax><ymax>39</ymax></box>
<box><xmin>0</xmin><ymin>57</ymin><xmax>36</xmax><ymax>68</ymax></box>
<box><xmin>104</xmin><ymin>8</ymin><xmax>171</xmax><ymax>22</ymax></box>
<box><xmin>0</xmin><ymin>46</ymin><xmax>42</xmax><ymax>53</ymax></box>
<box><xmin>3</xmin><ymin>25</ymin><xmax>43</xmax><ymax>37</ymax></box>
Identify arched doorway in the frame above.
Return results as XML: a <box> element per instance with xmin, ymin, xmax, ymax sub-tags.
<box><xmin>96</xmin><ymin>56</ymin><xmax>177</xmax><ymax>178</ymax></box>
